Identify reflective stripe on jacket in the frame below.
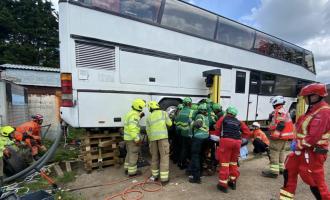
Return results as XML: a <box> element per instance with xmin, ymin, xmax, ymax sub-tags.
<box><xmin>175</xmin><ymin>106</ymin><xmax>194</xmax><ymax>137</ymax></box>
<box><xmin>123</xmin><ymin>110</ymin><xmax>141</xmax><ymax>142</ymax></box>
<box><xmin>295</xmin><ymin>101</ymin><xmax>330</xmax><ymax>149</ymax></box>
<box><xmin>193</xmin><ymin>114</ymin><xmax>209</xmax><ymax>139</ymax></box>
<box><xmin>0</xmin><ymin>136</ymin><xmax>14</xmax><ymax>158</ymax></box>
<box><xmin>269</xmin><ymin>107</ymin><xmax>294</xmax><ymax>140</ymax></box>
<box><xmin>146</xmin><ymin>110</ymin><xmax>172</xmax><ymax>141</ymax></box>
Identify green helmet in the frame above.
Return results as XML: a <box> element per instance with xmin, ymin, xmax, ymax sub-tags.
<box><xmin>226</xmin><ymin>106</ymin><xmax>238</xmax><ymax>116</ymax></box>
<box><xmin>198</xmin><ymin>103</ymin><xmax>208</xmax><ymax>111</ymax></box>
<box><xmin>182</xmin><ymin>97</ymin><xmax>192</xmax><ymax>104</ymax></box>
<box><xmin>191</xmin><ymin>103</ymin><xmax>198</xmax><ymax>110</ymax></box>
<box><xmin>177</xmin><ymin>104</ymin><xmax>184</xmax><ymax>110</ymax></box>
<box><xmin>212</xmin><ymin>103</ymin><xmax>222</xmax><ymax>111</ymax></box>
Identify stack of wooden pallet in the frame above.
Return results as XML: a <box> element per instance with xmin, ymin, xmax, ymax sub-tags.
<box><xmin>81</xmin><ymin>131</ymin><xmax>122</xmax><ymax>172</ymax></box>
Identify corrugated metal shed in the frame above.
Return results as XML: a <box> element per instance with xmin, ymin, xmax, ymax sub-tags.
<box><xmin>0</xmin><ymin>64</ymin><xmax>60</xmax><ymax>87</ymax></box>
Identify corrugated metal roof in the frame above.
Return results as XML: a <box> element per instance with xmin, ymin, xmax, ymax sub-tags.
<box><xmin>0</xmin><ymin>64</ymin><xmax>60</xmax><ymax>72</ymax></box>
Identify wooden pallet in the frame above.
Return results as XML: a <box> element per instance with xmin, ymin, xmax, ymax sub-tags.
<box><xmin>81</xmin><ymin>131</ymin><xmax>122</xmax><ymax>172</ymax></box>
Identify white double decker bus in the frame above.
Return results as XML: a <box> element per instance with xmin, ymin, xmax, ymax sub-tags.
<box><xmin>59</xmin><ymin>0</ymin><xmax>316</xmax><ymax>128</ymax></box>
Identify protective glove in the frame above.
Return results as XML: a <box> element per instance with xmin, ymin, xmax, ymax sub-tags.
<box><xmin>3</xmin><ymin>148</ymin><xmax>11</xmax><ymax>158</ymax></box>
<box><xmin>140</xmin><ymin>112</ymin><xmax>145</xmax><ymax>118</ymax></box>
<box><xmin>290</xmin><ymin>140</ymin><xmax>297</xmax><ymax>152</ymax></box>
<box><xmin>193</xmin><ymin>120</ymin><xmax>203</xmax><ymax>129</ymax></box>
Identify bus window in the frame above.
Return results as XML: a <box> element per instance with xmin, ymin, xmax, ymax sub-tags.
<box><xmin>260</xmin><ymin>73</ymin><xmax>275</xmax><ymax>95</ymax></box>
<box><xmin>216</xmin><ymin>17</ymin><xmax>255</xmax><ymax>50</ymax></box>
<box><xmin>161</xmin><ymin>0</ymin><xmax>217</xmax><ymax>39</ymax></box>
<box><xmin>249</xmin><ymin>72</ymin><xmax>260</xmax><ymax>94</ymax></box>
<box><xmin>283</xmin><ymin>42</ymin><xmax>304</xmax><ymax>65</ymax></box>
<box><xmin>304</xmin><ymin>50</ymin><xmax>315</xmax><ymax>73</ymax></box>
<box><xmin>89</xmin><ymin>0</ymin><xmax>120</xmax><ymax>13</ymax></box>
<box><xmin>235</xmin><ymin>71</ymin><xmax>246</xmax><ymax>93</ymax></box>
<box><xmin>254</xmin><ymin>32</ymin><xmax>284</xmax><ymax>59</ymax></box>
<box><xmin>274</xmin><ymin>76</ymin><xmax>297</xmax><ymax>97</ymax></box>
<box><xmin>120</xmin><ymin>0</ymin><xmax>162</xmax><ymax>23</ymax></box>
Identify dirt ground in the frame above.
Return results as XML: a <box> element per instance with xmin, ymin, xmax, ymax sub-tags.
<box><xmin>67</xmin><ymin>152</ymin><xmax>330</xmax><ymax>200</ymax></box>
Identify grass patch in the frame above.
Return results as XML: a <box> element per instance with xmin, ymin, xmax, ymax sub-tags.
<box><xmin>56</xmin><ymin>172</ymin><xmax>76</xmax><ymax>184</ymax></box>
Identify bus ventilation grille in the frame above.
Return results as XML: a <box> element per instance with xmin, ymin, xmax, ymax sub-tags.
<box><xmin>75</xmin><ymin>41</ymin><xmax>115</xmax><ymax>70</ymax></box>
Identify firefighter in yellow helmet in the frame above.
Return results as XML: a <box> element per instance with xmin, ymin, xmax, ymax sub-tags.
<box><xmin>146</xmin><ymin>101</ymin><xmax>172</xmax><ymax>183</ymax></box>
<box><xmin>0</xmin><ymin>126</ymin><xmax>15</xmax><ymax>194</ymax></box>
<box><xmin>123</xmin><ymin>98</ymin><xmax>146</xmax><ymax>176</ymax></box>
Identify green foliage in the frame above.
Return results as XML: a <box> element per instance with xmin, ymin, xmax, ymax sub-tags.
<box><xmin>0</xmin><ymin>0</ymin><xmax>59</xmax><ymax>67</ymax></box>
<box><xmin>56</xmin><ymin>172</ymin><xmax>77</xmax><ymax>184</ymax></box>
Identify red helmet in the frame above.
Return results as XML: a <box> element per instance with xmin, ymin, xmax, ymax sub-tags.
<box><xmin>299</xmin><ymin>83</ymin><xmax>328</xmax><ymax>97</ymax></box>
<box><xmin>32</xmin><ymin>114</ymin><xmax>44</xmax><ymax>121</ymax></box>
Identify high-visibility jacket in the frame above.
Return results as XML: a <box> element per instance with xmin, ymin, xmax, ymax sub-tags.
<box><xmin>295</xmin><ymin>101</ymin><xmax>330</xmax><ymax>150</ymax></box>
<box><xmin>193</xmin><ymin>114</ymin><xmax>209</xmax><ymax>139</ymax></box>
<box><xmin>252</xmin><ymin>129</ymin><xmax>270</xmax><ymax>146</ymax></box>
<box><xmin>146</xmin><ymin>110</ymin><xmax>172</xmax><ymax>142</ymax></box>
<box><xmin>16</xmin><ymin>121</ymin><xmax>41</xmax><ymax>140</ymax></box>
<box><xmin>0</xmin><ymin>136</ymin><xmax>14</xmax><ymax>158</ymax></box>
<box><xmin>123</xmin><ymin>110</ymin><xmax>141</xmax><ymax>142</ymax></box>
<box><xmin>268</xmin><ymin>106</ymin><xmax>294</xmax><ymax>140</ymax></box>
<box><xmin>175</xmin><ymin>106</ymin><xmax>194</xmax><ymax>137</ymax></box>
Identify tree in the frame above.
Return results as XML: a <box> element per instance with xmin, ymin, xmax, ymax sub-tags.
<box><xmin>0</xmin><ymin>0</ymin><xmax>59</xmax><ymax>68</ymax></box>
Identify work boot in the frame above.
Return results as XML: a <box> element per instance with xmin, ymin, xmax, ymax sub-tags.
<box><xmin>128</xmin><ymin>170</ymin><xmax>142</xmax><ymax>177</ymax></box>
<box><xmin>228</xmin><ymin>181</ymin><xmax>236</xmax><ymax>190</ymax></box>
<box><xmin>217</xmin><ymin>184</ymin><xmax>228</xmax><ymax>193</ymax></box>
<box><xmin>124</xmin><ymin>170</ymin><xmax>128</xmax><ymax>175</ymax></box>
<box><xmin>262</xmin><ymin>170</ymin><xmax>278</xmax><ymax>178</ymax></box>
<box><xmin>149</xmin><ymin>176</ymin><xmax>158</xmax><ymax>182</ymax></box>
<box><xmin>188</xmin><ymin>176</ymin><xmax>201</xmax><ymax>184</ymax></box>
<box><xmin>161</xmin><ymin>180</ymin><xmax>169</xmax><ymax>186</ymax></box>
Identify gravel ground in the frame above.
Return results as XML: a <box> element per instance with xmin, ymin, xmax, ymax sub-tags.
<box><xmin>68</xmin><ymin>153</ymin><xmax>330</xmax><ymax>200</ymax></box>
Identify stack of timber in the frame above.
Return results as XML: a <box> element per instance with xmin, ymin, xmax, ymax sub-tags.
<box><xmin>81</xmin><ymin>131</ymin><xmax>122</xmax><ymax>172</ymax></box>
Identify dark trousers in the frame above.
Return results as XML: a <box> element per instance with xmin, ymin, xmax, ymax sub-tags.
<box><xmin>190</xmin><ymin>137</ymin><xmax>207</xmax><ymax>180</ymax></box>
<box><xmin>171</xmin><ymin>128</ymin><xmax>182</xmax><ymax>163</ymax></box>
<box><xmin>179</xmin><ymin>136</ymin><xmax>191</xmax><ymax>168</ymax></box>
<box><xmin>253</xmin><ymin>138</ymin><xmax>268</xmax><ymax>154</ymax></box>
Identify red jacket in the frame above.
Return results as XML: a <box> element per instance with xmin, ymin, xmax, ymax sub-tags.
<box><xmin>213</xmin><ymin>115</ymin><xmax>252</xmax><ymax>139</ymax></box>
<box><xmin>268</xmin><ymin>106</ymin><xmax>294</xmax><ymax>140</ymax></box>
<box><xmin>296</xmin><ymin>101</ymin><xmax>330</xmax><ymax>150</ymax></box>
<box><xmin>16</xmin><ymin>121</ymin><xmax>41</xmax><ymax>140</ymax></box>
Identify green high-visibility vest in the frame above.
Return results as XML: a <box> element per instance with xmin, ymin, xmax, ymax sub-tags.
<box><xmin>123</xmin><ymin>110</ymin><xmax>141</xmax><ymax>142</ymax></box>
<box><xmin>193</xmin><ymin>114</ymin><xmax>209</xmax><ymax>139</ymax></box>
<box><xmin>175</xmin><ymin>106</ymin><xmax>194</xmax><ymax>137</ymax></box>
<box><xmin>146</xmin><ymin>110</ymin><xmax>172</xmax><ymax>141</ymax></box>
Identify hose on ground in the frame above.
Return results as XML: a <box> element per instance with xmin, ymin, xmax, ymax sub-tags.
<box><xmin>4</xmin><ymin>129</ymin><xmax>62</xmax><ymax>183</ymax></box>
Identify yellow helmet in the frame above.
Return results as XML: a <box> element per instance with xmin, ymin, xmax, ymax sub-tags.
<box><xmin>0</xmin><ymin>126</ymin><xmax>15</xmax><ymax>137</ymax></box>
<box><xmin>132</xmin><ymin>98</ymin><xmax>146</xmax><ymax>111</ymax></box>
<box><xmin>148</xmin><ymin>101</ymin><xmax>160</xmax><ymax>110</ymax></box>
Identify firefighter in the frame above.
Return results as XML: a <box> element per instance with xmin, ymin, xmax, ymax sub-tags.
<box><xmin>16</xmin><ymin>114</ymin><xmax>47</xmax><ymax>160</ymax></box>
<box><xmin>188</xmin><ymin>103</ymin><xmax>209</xmax><ymax>184</ymax></box>
<box><xmin>175</xmin><ymin>97</ymin><xmax>194</xmax><ymax>169</ymax></box>
<box><xmin>262</xmin><ymin>96</ymin><xmax>294</xmax><ymax>178</ymax></box>
<box><xmin>214</xmin><ymin>106</ymin><xmax>251</xmax><ymax>193</ymax></box>
<box><xmin>146</xmin><ymin>101</ymin><xmax>172</xmax><ymax>183</ymax></box>
<box><xmin>279</xmin><ymin>83</ymin><xmax>330</xmax><ymax>200</ymax></box>
<box><xmin>0</xmin><ymin>126</ymin><xmax>15</xmax><ymax>195</ymax></box>
<box><xmin>251</xmin><ymin>122</ymin><xmax>270</xmax><ymax>154</ymax></box>
<box><xmin>123</xmin><ymin>98</ymin><xmax>146</xmax><ymax>176</ymax></box>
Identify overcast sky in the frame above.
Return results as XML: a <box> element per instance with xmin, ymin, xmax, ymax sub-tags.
<box><xmin>51</xmin><ymin>0</ymin><xmax>329</xmax><ymax>83</ymax></box>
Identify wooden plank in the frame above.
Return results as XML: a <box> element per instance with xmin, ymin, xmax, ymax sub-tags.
<box><xmin>65</xmin><ymin>161</ymin><xmax>72</xmax><ymax>172</ymax></box>
<box><xmin>54</xmin><ymin>164</ymin><xmax>64</xmax><ymax>177</ymax></box>
<box><xmin>82</xmin><ymin>133</ymin><xmax>121</xmax><ymax>139</ymax></box>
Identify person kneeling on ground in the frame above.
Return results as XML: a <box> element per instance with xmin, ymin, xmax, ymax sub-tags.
<box><xmin>251</xmin><ymin>122</ymin><xmax>270</xmax><ymax>155</ymax></box>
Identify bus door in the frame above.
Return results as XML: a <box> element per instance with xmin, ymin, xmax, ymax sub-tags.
<box><xmin>231</xmin><ymin>69</ymin><xmax>250</xmax><ymax>120</ymax></box>
<box><xmin>247</xmin><ymin>72</ymin><xmax>261</xmax><ymax>121</ymax></box>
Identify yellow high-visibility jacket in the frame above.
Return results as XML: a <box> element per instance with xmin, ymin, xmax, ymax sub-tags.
<box><xmin>146</xmin><ymin>110</ymin><xmax>172</xmax><ymax>142</ymax></box>
<box><xmin>124</xmin><ymin>110</ymin><xmax>141</xmax><ymax>142</ymax></box>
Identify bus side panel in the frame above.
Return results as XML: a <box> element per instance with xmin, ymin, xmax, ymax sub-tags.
<box><xmin>78</xmin><ymin>92</ymin><xmax>151</xmax><ymax>127</ymax></box>
<box><xmin>256</xmin><ymin>96</ymin><xmax>295</xmax><ymax>121</ymax></box>
<box><xmin>119</xmin><ymin>51</ymin><xmax>179</xmax><ymax>87</ymax></box>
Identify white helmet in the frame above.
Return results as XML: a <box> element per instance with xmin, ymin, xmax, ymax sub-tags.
<box><xmin>270</xmin><ymin>96</ymin><xmax>285</xmax><ymax>106</ymax></box>
<box><xmin>252</xmin><ymin>122</ymin><xmax>260</xmax><ymax>128</ymax></box>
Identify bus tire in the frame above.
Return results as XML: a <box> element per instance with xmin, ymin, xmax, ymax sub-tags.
<box><xmin>159</xmin><ymin>98</ymin><xmax>181</xmax><ymax>116</ymax></box>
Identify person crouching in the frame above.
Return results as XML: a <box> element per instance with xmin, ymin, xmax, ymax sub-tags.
<box><xmin>251</xmin><ymin>122</ymin><xmax>270</xmax><ymax>155</ymax></box>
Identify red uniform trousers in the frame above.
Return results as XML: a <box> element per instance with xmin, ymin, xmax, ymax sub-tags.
<box><xmin>218</xmin><ymin>138</ymin><xmax>241</xmax><ymax>187</ymax></box>
<box><xmin>280</xmin><ymin>151</ymin><xmax>330</xmax><ymax>200</ymax></box>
